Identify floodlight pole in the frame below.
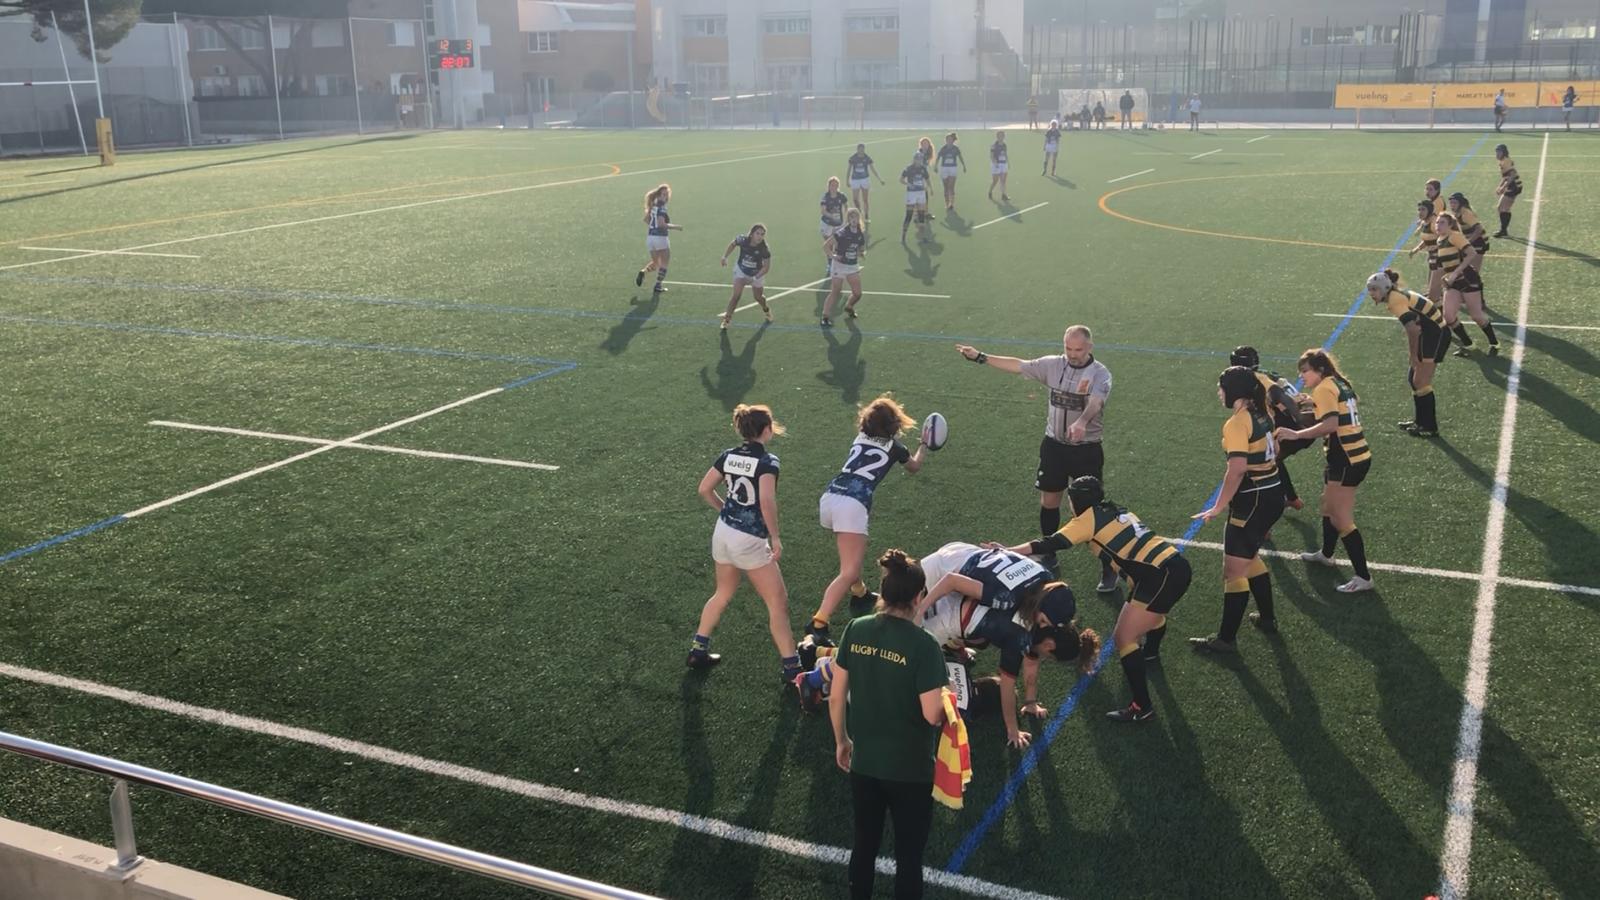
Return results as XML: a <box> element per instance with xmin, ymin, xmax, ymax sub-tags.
<box><xmin>349</xmin><ymin>18</ymin><xmax>364</xmax><ymax>133</ymax></box>
<box><xmin>266</xmin><ymin>15</ymin><xmax>285</xmax><ymax>139</ymax></box>
<box><xmin>172</xmin><ymin>13</ymin><xmax>193</xmax><ymax>147</ymax></box>
<box><xmin>50</xmin><ymin>10</ymin><xmax>89</xmax><ymax>155</ymax></box>
<box><xmin>627</xmin><ymin>27</ymin><xmax>636</xmax><ymax>128</ymax></box>
<box><xmin>81</xmin><ymin>0</ymin><xmax>105</xmax><ymax>119</ymax></box>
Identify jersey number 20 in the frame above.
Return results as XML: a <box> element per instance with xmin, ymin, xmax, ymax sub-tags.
<box><xmin>724</xmin><ymin>474</ymin><xmax>757</xmax><ymax>506</ymax></box>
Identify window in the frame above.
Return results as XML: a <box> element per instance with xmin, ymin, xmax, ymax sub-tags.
<box><xmin>311</xmin><ymin>21</ymin><xmax>345</xmax><ymax>48</ymax></box>
<box><xmin>529</xmin><ymin>31</ymin><xmax>558</xmax><ymax>53</ymax></box>
<box><xmin>1532</xmin><ymin>21</ymin><xmax>1598</xmax><ymax>40</ymax></box>
<box><xmin>196</xmin><ymin>76</ymin><xmax>230</xmax><ymax>97</ymax></box>
<box><xmin>846</xmin><ymin>60</ymin><xmax>898</xmax><ymax>87</ymax></box>
<box><xmin>845</xmin><ymin>14</ymin><xmax>898</xmax><ymax>32</ymax></box>
<box><xmin>683</xmin><ymin>16</ymin><xmax>727</xmax><ymax>37</ymax></box>
<box><xmin>271</xmin><ymin>23</ymin><xmax>290</xmax><ymax>49</ymax></box>
<box><xmin>192</xmin><ymin>24</ymin><xmax>224</xmax><ymax>51</ymax></box>
<box><xmin>314</xmin><ymin>74</ymin><xmax>353</xmax><ymax>96</ymax></box>
<box><xmin>689</xmin><ymin>63</ymin><xmax>728</xmax><ymax>92</ymax></box>
<box><xmin>765</xmin><ymin>63</ymin><xmax>811</xmax><ymax>90</ymax></box>
<box><xmin>236</xmin><ymin>74</ymin><xmax>267</xmax><ymax>97</ymax></box>
<box><xmin>388</xmin><ymin>22</ymin><xmax>416</xmax><ymax>47</ymax></box>
<box><xmin>763</xmin><ymin>17</ymin><xmax>809</xmax><ymax>35</ymax></box>
<box><xmin>423</xmin><ymin>0</ymin><xmax>437</xmax><ymax>38</ymax></box>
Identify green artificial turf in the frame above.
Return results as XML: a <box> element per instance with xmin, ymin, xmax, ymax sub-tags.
<box><xmin>1</xmin><ymin>126</ymin><xmax>1596</xmax><ymax>899</ymax></box>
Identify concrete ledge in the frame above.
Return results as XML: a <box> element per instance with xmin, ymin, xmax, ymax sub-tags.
<box><xmin>0</xmin><ymin>817</ymin><xmax>288</xmax><ymax>900</ymax></box>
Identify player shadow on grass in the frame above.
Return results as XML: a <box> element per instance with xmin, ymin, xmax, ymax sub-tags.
<box><xmin>818</xmin><ymin>320</ymin><xmax>866</xmax><ymax>404</ymax></box>
<box><xmin>1483</xmin><ymin>301</ymin><xmax>1600</xmax><ymax>398</ymax></box>
<box><xmin>1506</xmin><ymin>237</ymin><xmax>1600</xmax><ymax>269</ymax></box>
<box><xmin>1274</xmin><ymin>558</ymin><xmax>1600</xmax><ymax>895</ymax></box>
<box><xmin>1045</xmin><ymin>175</ymin><xmax>1077</xmax><ymax>189</ymax></box>
<box><xmin>1432</xmin><ymin>437</ymin><xmax>1600</xmax><ymax>600</ymax></box>
<box><xmin>700</xmin><ymin>322</ymin><xmax>770</xmax><ymax>411</ymax></box>
<box><xmin>942</xmin><ymin>210</ymin><xmax>973</xmax><ymax>237</ymax></box>
<box><xmin>600</xmin><ymin>291</ymin><xmax>661</xmax><ymax>354</ymax></box>
<box><xmin>902</xmin><ymin>238</ymin><xmax>942</xmax><ymax>285</ymax></box>
<box><xmin>1471</xmin><ymin>349</ymin><xmax>1600</xmax><ymax>448</ymax></box>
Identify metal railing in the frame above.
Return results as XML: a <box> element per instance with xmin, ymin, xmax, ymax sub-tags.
<box><xmin>0</xmin><ymin>730</ymin><xmax>659</xmax><ymax>900</ymax></box>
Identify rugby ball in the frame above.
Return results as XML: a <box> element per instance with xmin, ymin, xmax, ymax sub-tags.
<box><xmin>922</xmin><ymin>412</ymin><xmax>949</xmax><ymax>451</ymax></box>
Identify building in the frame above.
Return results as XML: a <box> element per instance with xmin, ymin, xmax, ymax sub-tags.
<box><xmin>648</xmin><ymin>0</ymin><xmax>1025</xmax><ymax>95</ymax></box>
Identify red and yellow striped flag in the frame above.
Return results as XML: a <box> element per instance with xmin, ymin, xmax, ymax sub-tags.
<box><xmin>932</xmin><ymin>688</ymin><xmax>972</xmax><ymax>809</ymax></box>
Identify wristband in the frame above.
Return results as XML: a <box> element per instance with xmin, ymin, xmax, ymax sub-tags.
<box><xmin>972</xmin><ymin>352</ymin><xmax>988</xmax><ymax>365</ymax></box>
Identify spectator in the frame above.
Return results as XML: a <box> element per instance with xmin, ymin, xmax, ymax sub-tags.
<box><xmin>1493</xmin><ymin>89</ymin><xmax>1507</xmax><ymax>132</ymax></box>
<box><xmin>1188</xmin><ymin>94</ymin><xmax>1202</xmax><ymax>131</ymax></box>
<box><xmin>1562</xmin><ymin>85</ymin><xmax>1576</xmax><ymax>132</ymax></box>
<box><xmin>832</xmin><ymin>549</ymin><xmax>948</xmax><ymax>900</ymax></box>
<box><xmin>1093</xmin><ymin>100</ymin><xmax>1106</xmax><ymax>130</ymax></box>
<box><xmin>1119</xmin><ymin>90</ymin><xmax>1136</xmax><ymax>129</ymax></box>
<box><xmin>1027</xmin><ymin>95</ymin><xmax>1039</xmax><ymax>130</ymax></box>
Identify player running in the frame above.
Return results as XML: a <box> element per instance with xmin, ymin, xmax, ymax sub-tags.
<box><xmin>688</xmin><ymin>404</ymin><xmax>800</xmax><ymax>683</ymax></box>
<box><xmin>1367</xmin><ymin>269</ymin><xmax>1446</xmax><ymax>437</ymax></box>
<box><xmin>935</xmin><ymin>133</ymin><xmax>966</xmax><ymax>212</ymax></box>
<box><xmin>901</xmin><ymin>153</ymin><xmax>932</xmax><ymax>244</ymax></box>
<box><xmin>1042</xmin><ymin>118</ymin><xmax>1061</xmax><ymax>176</ymax></box>
<box><xmin>845</xmin><ymin>143</ymin><xmax>884</xmax><ymax>223</ymax></box>
<box><xmin>635</xmin><ymin>183</ymin><xmax>681</xmax><ymax>295</ymax></box>
<box><xmin>821</xmin><ymin>208</ymin><xmax>867</xmax><ymax>327</ymax></box>
<box><xmin>718</xmin><ymin>224</ymin><xmax>772</xmax><ymax>329</ymax></box>
<box><xmin>808</xmin><ymin>395</ymin><xmax>928</xmax><ymax>640</ymax></box>
<box><xmin>819</xmin><ymin>176</ymin><xmax>849</xmax><ymax>277</ymax></box>
<box><xmin>987</xmin><ymin>131</ymin><xmax>1010</xmax><ymax>202</ymax></box>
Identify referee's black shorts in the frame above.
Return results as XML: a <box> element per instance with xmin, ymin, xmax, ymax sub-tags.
<box><xmin>1036</xmin><ymin>437</ymin><xmax>1103</xmax><ymax>492</ymax></box>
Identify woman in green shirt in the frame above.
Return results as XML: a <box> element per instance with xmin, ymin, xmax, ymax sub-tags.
<box><xmin>831</xmin><ymin>549</ymin><xmax>949</xmax><ymax>900</ymax></box>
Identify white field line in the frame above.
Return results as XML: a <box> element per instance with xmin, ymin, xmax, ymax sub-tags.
<box><xmin>0</xmin><ymin>661</ymin><xmax>1061</xmax><ymax>900</ymax></box>
<box><xmin>0</xmin><ymin>138</ymin><xmax>904</xmax><ymax>274</ymax></box>
<box><xmin>1106</xmin><ymin>168</ymin><xmax>1155</xmax><ymax>184</ymax></box>
<box><xmin>1175</xmin><ymin>539</ymin><xmax>1599</xmax><ymax>598</ymax></box>
<box><xmin>20</xmin><ymin>246</ymin><xmax>200</xmax><ymax>260</ymax></box>
<box><xmin>737</xmin><ymin>275</ymin><xmax>831</xmax><ymax>312</ymax></box>
<box><xmin>124</xmin><ymin>386</ymin><xmax>509</xmax><ymax>519</ymax></box>
<box><xmin>0</xmin><ymin>178</ymin><xmax>74</xmax><ymax>189</ymax></box>
<box><xmin>1437</xmin><ymin>131</ymin><xmax>1550</xmax><ymax>900</ymax></box>
<box><xmin>1312</xmin><ymin>312</ymin><xmax>1600</xmax><ymax>333</ymax></box>
<box><xmin>665</xmin><ymin>280</ymin><xmax>950</xmax><ymax>299</ymax></box>
<box><xmin>972</xmin><ymin>201</ymin><xmax>1049</xmax><ymax>229</ymax></box>
<box><xmin>149</xmin><ymin>421</ymin><xmax>559</xmax><ymax>471</ymax></box>
<box><xmin>1189</xmin><ymin>148</ymin><xmax>1223</xmax><ymax>160</ymax></box>
<box><xmin>1247</xmin><ymin>134</ymin><xmax>1271</xmax><ymax>144</ymax></box>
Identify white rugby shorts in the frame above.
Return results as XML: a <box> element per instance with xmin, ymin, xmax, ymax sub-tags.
<box><xmin>711</xmin><ymin>519</ymin><xmax>773</xmax><ymax>570</ymax></box>
<box><xmin>818</xmin><ymin>492</ymin><xmax>870</xmax><ymax>535</ymax></box>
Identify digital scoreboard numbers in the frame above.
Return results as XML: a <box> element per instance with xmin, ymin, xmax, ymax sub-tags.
<box><xmin>429</xmin><ymin>38</ymin><xmax>475</xmax><ymax>70</ymax></box>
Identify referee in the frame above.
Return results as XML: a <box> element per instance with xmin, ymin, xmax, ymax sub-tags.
<box><xmin>956</xmin><ymin>325</ymin><xmax>1118</xmax><ymax>593</ymax></box>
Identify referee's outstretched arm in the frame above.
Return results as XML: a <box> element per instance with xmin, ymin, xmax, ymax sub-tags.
<box><xmin>955</xmin><ymin>343</ymin><xmax>1023</xmax><ymax>373</ymax></box>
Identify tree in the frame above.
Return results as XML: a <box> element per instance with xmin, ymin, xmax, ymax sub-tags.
<box><xmin>1</xmin><ymin>0</ymin><xmax>145</xmax><ymax>61</ymax></box>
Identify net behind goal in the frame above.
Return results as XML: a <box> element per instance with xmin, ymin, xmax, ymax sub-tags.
<box><xmin>1055</xmin><ymin>88</ymin><xmax>1149</xmax><ymax>126</ymax></box>
<box><xmin>801</xmin><ymin>95</ymin><xmax>865</xmax><ymax>130</ymax></box>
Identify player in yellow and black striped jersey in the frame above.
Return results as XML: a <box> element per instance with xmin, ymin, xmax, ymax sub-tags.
<box><xmin>1189</xmin><ymin>367</ymin><xmax>1286</xmax><ymax>653</ymax></box>
<box><xmin>1368</xmin><ymin>269</ymin><xmax>1443</xmax><ymax>437</ymax></box>
<box><xmin>1433</xmin><ymin>212</ymin><xmax>1499</xmax><ymax>357</ymax></box>
<box><xmin>1274</xmin><ymin>350</ymin><xmax>1375</xmax><ymax>593</ymax></box>
<box><xmin>997</xmin><ymin>476</ymin><xmax>1192</xmax><ymax>723</ymax></box>
<box><xmin>1448</xmin><ymin>192</ymin><xmax>1491</xmax><ymax>257</ymax></box>
<box><xmin>1493</xmin><ymin>144</ymin><xmax>1522</xmax><ymax>236</ymax></box>
<box><xmin>1232</xmin><ymin>346</ymin><xmax>1312</xmax><ymax>511</ymax></box>
<box><xmin>1407</xmin><ymin>197</ymin><xmax>1443</xmax><ymax>302</ymax></box>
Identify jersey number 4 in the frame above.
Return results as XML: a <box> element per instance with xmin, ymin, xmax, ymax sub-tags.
<box><xmin>843</xmin><ymin>444</ymin><xmax>891</xmax><ymax>481</ymax></box>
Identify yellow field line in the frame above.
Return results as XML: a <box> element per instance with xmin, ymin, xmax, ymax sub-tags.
<box><xmin>0</xmin><ymin>143</ymin><xmax>768</xmax><ymax>249</ymax></box>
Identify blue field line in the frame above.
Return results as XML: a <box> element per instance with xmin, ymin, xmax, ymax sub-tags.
<box><xmin>0</xmin><ymin>515</ymin><xmax>126</xmax><ymax>567</ymax></box>
<box><xmin>0</xmin><ymin>273</ymin><xmax>1294</xmax><ymax>362</ymax></box>
<box><xmin>942</xmin><ymin>134</ymin><xmax>1489</xmax><ymax>876</ymax></box>
<box><xmin>0</xmin><ymin>313</ymin><xmax>576</xmax><ymax>369</ymax></box>
<box><xmin>502</xmin><ymin>362</ymin><xmax>578</xmax><ymax>390</ymax></box>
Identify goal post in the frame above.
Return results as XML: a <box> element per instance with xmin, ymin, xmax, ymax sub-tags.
<box><xmin>800</xmin><ymin>95</ymin><xmax>865</xmax><ymax>131</ymax></box>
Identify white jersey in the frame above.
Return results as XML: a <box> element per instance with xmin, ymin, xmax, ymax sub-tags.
<box><xmin>920</xmin><ymin>541</ymin><xmax>979</xmax><ymax>607</ymax></box>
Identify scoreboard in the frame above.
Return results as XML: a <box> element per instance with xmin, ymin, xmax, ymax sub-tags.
<box><xmin>428</xmin><ymin>38</ymin><xmax>475</xmax><ymax>70</ymax></box>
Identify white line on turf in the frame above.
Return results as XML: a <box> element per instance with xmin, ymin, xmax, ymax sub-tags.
<box><xmin>124</xmin><ymin>385</ymin><xmax>511</xmax><ymax>519</ymax></box>
<box><xmin>1438</xmin><ymin>131</ymin><xmax>1550</xmax><ymax>900</ymax></box>
<box><xmin>1247</xmin><ymin>134</ymin><xmax>1271</xmax><ymax>144</ymax></box>
<box><xmin>1106</xmin><ymin>168</ymin><xmax>1155</xmax><ymax>184</ymax></box>
<box><xmin>1174</xmin><ymin>539</ymin><xmax>1599</xmax><ymax>598</ymax></box>
<box><xmin>0</xmin><ymin>138</ymin><xmax>905</xmax><ymax>274</ymax></box>
<box><xmin>1312</xmin><ymin>312</ymin><xmax>1600</xmax><ymax>332</ymax></box>
<box><xmin>20</xmin><ymin>246</ymin><xmax>201</xmax><ymax>260</ymax></box>
<box><xmin>664</xmin><ymin>280</ymin><xmax>951</xmax><ymax>299</ymax></box>
<box><xmin>1189</xmin><ymin>148</ymin><xmax>1223</xmax><ymax>160</ymax></box>
<box><xmin>0</xmin><ymin>178</ymin><xmax>74</xmax><ymax>189</ymax></box>
<box><xmin>149</xmin><ymin>421</ymin><xmax>559</xmax><ymax>471</ymax></box>
<box><xmin>972</xmin><ymin>202</ymin><xmax>1049</xmax><ymax>229</ymax></box>
<box><xmin>0</xmin><ymin>661</ymin><xmax>1061</xmax><ymax>900</ymax></box>
<box><xmin>737</xmin><ymin>275</ymin><xmax>831</xmax><ymax>312</ymax></box>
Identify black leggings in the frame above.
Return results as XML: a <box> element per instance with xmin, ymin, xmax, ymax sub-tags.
<box><xmin>850</xmin><ymin>773</ymin><xmax>934</xmax><ymax>900</ymax></box>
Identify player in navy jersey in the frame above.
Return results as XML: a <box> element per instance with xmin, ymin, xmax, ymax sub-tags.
<box><xmin>935</xmin><ymin>132</ymin><xmax>966</xmax><ymax>212</ymax></box>
<box><xmin>719</xmin><ymin>223</ymin><xmax>772</xmax><ymax>329</ymax></box>
<box><xmin>635</xmin><ymin>183</ymin><xmax>682</xmax><ymax>295</ymax></box>
<box><xmin>1042</xmin><ymin>119</ymin><xmax>1061</xmax><ymax>176</ymax></box>
<box><xmin>845</xmin><ymin>143</ymin><xmax>884</xmax><ymax>223</ymax></box>
<box><xmin>988</xmin><ymin>131</ymin><xmax>1010</xmax><ymax>202</ymax></box>
<box><xmin>809</xmin><ymin>396</ymin><xmax>929</xmax><ymax>640</ymax></box>
<box><xmin>690</xmin><ymin>404</ymin><xmax>800</xmax><ymax>682</ymax></box>
<box><xmin>819</xmin><ymin>176</ymin><xmax>849</xmax><ymax>277</ymax></box>
<box><xmin>901</xmin><ymin>154</ymin><xmax>932</xmax><ymax>244</ymax></box>
<box><xmin>821</xmin><ymin>208</ymin><xmax>866</xmax><ymax>327</ymax></box>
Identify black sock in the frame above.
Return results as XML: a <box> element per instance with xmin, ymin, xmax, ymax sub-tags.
<box><xmin>1100</xmin><ymin>554</ymin><xmax>1116</xmax><ymax>582</ymax></box>
<box><xmin>1481</xmin><ymin>322</ymin><xmax>1499</xmax><ymax>346</ymax></box>
<box><xmin>1321</xmin><ymin>516</ymin><xmax>1338</xmax><ymax>558</ymax></box>
<box><xmin>1120</xmin><ymin>650</ymin><xmax>1152</xmax><ymax>710</ymax></box>
<box><xmin>1040</xmin><ymin>505</ymin><xmax>1061</xmax><ymax>540</ymax></box>
<box><xmin>1499</xmin><ymin>211</ymin><xmax>1511</xmax><ymax>232</ymax></box>
<box><xmin>654</xmin><ymin>266</ymin><xmax>668</xmax><ymax>287</ymax></box>
<box><xmin>1143</xmin><ymin>625</ymin><xmax>1167</xmax><ymax>658</ymax></box>
<box><xmin>1248</xmin><ymin>573</ymin><xmax>1274</xmax><ymax>621</ymax></box>
<box><xmin>903</xmin><ymin>209</ymin><xmax>914</xmax><ymax>229</ymax></box>
<box><xmin>1219</xmin><ymin>591</ymin><xmax>1249</xmax><ymax>643</ymax></box>
<box><xmin>1452</xmin><ymin>324</ymin><xmax>1473</xmax><ymax>346</ymax></box>
<box><xmin>1417</xmin><ymin>391</ymin><xmax>1438</xmax><ymax>431</ymax></box>
<box><xmin>1342</xmin><ymin>528</ymin><xmax>1371</xmax><ymax>580</ymax></box>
